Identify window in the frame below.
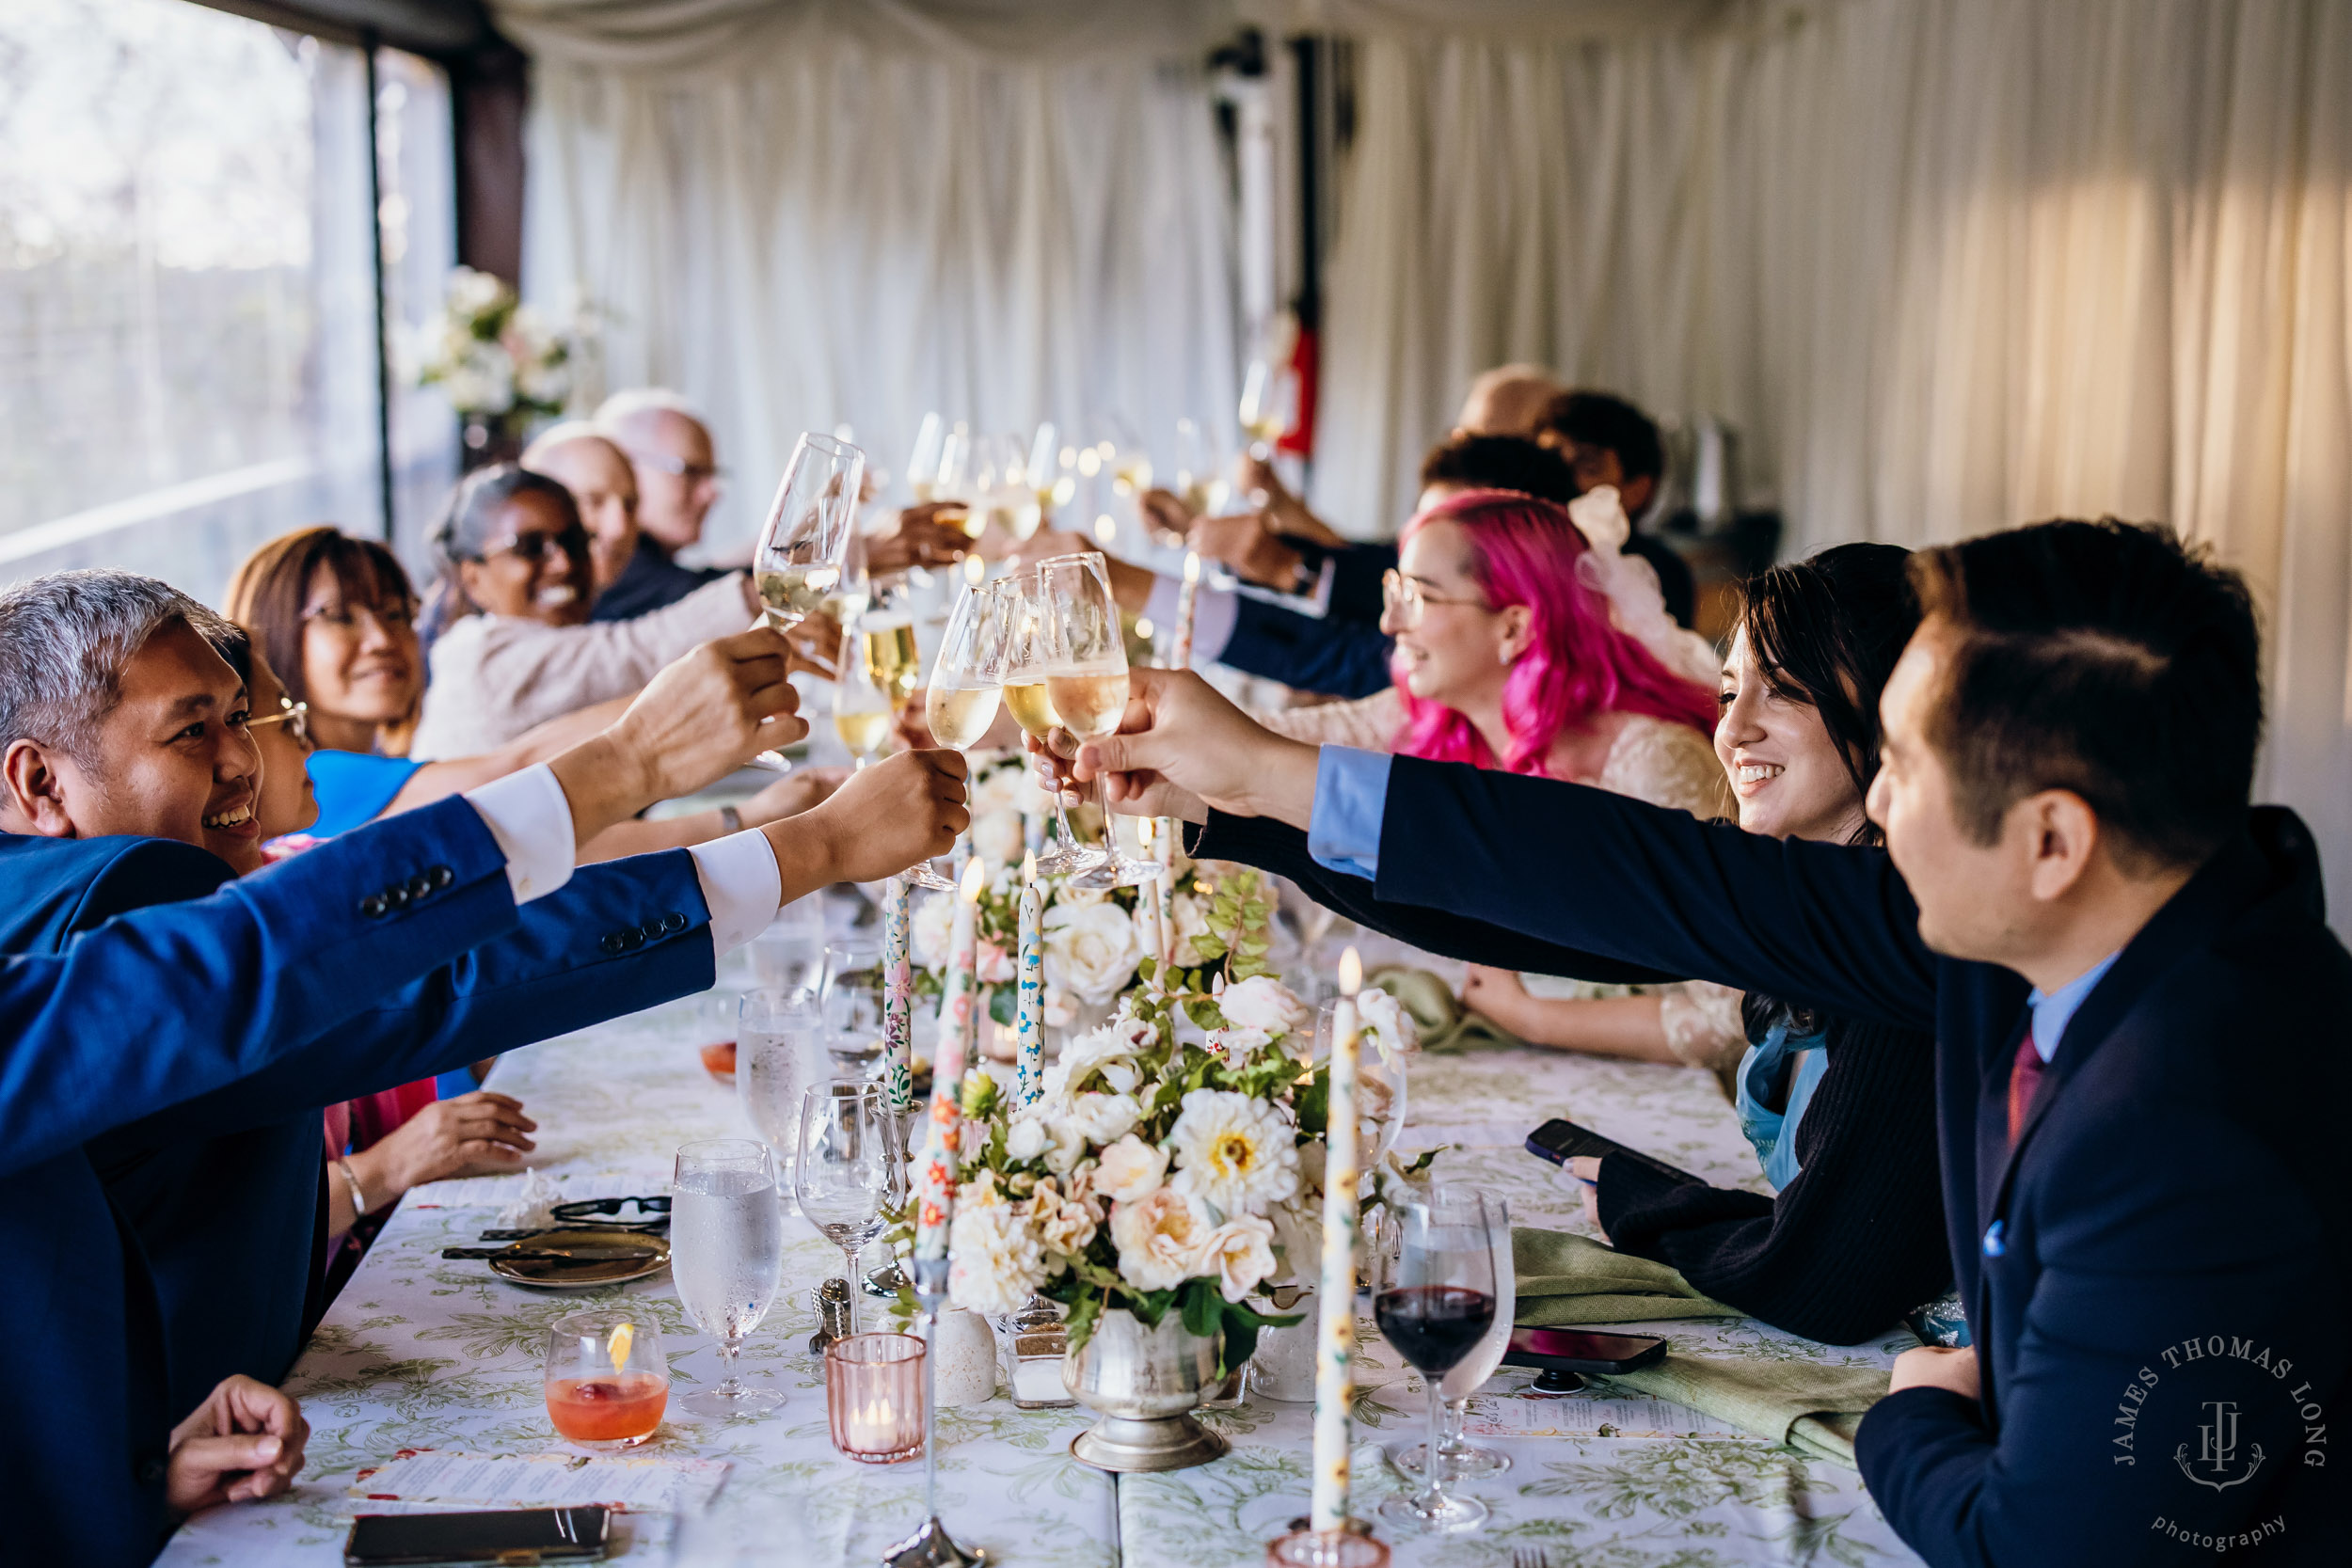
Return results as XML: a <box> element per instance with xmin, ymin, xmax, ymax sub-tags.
<box><xmin>0</xmin><ymin>0</ymin><xmax>457</xmax><ymax>605</ymax></box>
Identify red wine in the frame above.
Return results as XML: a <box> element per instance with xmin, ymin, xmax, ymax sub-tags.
<box><xmin>1375</xmin><ymin>1285</ymin><xmax>1496</xmax><ymax>1376</ymax></box>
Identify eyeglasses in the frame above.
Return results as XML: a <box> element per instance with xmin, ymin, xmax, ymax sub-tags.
<box><xmin>476</xmin><ymin>525</ymin><xmax>590</xmax><ymax>565</ymax></box>
<box><xmin>637</xmin><ymin>452</ymin><xmax>726</xmax><ymax>484</ymax></box>
<box><xmin>1380</xmin><ymin>568</ymin><xmax>1487</xmax><ymax>630</ymax></box>
<box><xmin>247</xmin><ymin>698</ymin><xmax>310</xmax><ymax>747</ymax></box>
<box><xmin>304</xmin><ymin>600</ymin><xmax>414</xmax><ymax>632</ymax></box>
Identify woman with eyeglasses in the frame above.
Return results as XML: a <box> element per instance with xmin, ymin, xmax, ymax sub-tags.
<box><xmin>1252</xmin><ymin>487</ymin><xmax>1748</xmax><ymax>1072</ymax></box>
<box><xmin>226</xmin><ymin>523</ymin><xmax>842</xmax><ymax>864</ymax></box>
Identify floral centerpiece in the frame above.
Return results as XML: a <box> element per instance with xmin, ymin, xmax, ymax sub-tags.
<box><xmin>406</xmin><ymin>266</ymin><xmax>587</xmax><ymax>457</ymax></box>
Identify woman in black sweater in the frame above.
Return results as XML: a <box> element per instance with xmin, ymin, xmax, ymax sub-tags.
<box><xmin>1179</xmin><ymin>544</ymin><xmax>1952</xmax><ymax>1346</ymax></box>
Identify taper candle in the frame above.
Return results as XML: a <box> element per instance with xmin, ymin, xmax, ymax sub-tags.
<box><xmin>1311</xmin><ymin>948</ymin><xmax>1366</xmax><ymax>1536</ymax></box>
<box><xmin>914</xmin><ymin>856</ymin><xmax>988</xmax><ymax>1262</ymax></box>
<box><xmin>882</xmin><ymin>876</ymin><xmax>914</xmax><ymax>1115</ymax></box>
<box><xmin>1170</xmin><ymin>549</ymin><xmax>1202</xmax><ymax>670</ymax></box>
<box><xmin>1015</xmin><ymin>849</ymin><xmax>1043</xmax><ymax>1105</ymax></box>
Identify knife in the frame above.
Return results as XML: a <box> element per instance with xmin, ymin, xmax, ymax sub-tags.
<box><xmin>442</xmin><ymin>1244</ymin><xmax>664</xmax><ymax>1263</ymax></box>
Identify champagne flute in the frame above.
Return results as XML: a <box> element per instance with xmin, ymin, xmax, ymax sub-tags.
<box><xmin>998</xmin><ymin>572</ymin><xmax>1098</xmax><ymax>879</ymax></box>
<box><xmin>935</xmin><ymin>423</ymin><xmax>982</xmax><ymax>540</ymax></box>
<box><xmin>1375</xmin><ymin>1189</ymin><xmax>1499</xmax><ymax>1531</ymax></box>
<box><xmin>750</xmin><ymin>432</ymin><xmax>866</xmax><ymax>769</ymax></box>
<box><xmin>859</xmin><ymin>576</ymin><xmax>922</xmax><ymax>717</ymax></box>
<box><xmin>905</xmin><ymin>412</ymin><xmax>946</xmax><ymax>503</ymax></box>
<box><xmin>902</xmin><ymin>578</ymin><xmax>1009</xmax><ymax>890</ymax></box>
<box><xmin>1390</xmin><ymin>1192</ymin><xmax>1515</xmax><ymax>1484</ymax></box>
<box><xmin>793</xmin><ymin>1082</ymin><xmax>904</xmax><ymax>1337</ymax></box>
<box><xmin>832</xmin><ymin>621</ymin><xmax>893</xmax><ymax>770</ymax></box>
<box><xmin>1035</xmin><ymin>553</ymin><xmax>1155</xmax><ymax>885</ymax></box>
<box><xmin>671</xmin><ymin>1138</ymin><xmax>787</xmax><ymax>1418</ymax></box>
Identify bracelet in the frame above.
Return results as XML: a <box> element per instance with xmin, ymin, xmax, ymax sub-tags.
<box><xmin>720</xmin><ymin>804</ymin><xmax>743</xmax><ymax>834</ymax></box>
<box><xmin>334</xmin><ymin>1156</ymin><xmax>370</xmax><ymax>1219</ymax></box>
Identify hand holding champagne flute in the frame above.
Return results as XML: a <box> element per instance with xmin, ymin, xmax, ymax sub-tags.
<box><xmin>902</xmin><ymin>578</ymin><xmax>1009</xmax><ymax>890</ymax></box>
<box><xmin>1035</xmin><ymin>553</ymin><xmax>1156</xmax><ymax>885</ymax></box>
<box><xmin>750</xmin><ymin>432</ymin><xmax>866</xmax><ymax>768</ymax></box>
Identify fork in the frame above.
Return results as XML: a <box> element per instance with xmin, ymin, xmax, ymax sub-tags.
<box><xmin>1511</xmin><ymin>1550</ymin><xmax>1551</xmax><ymax>1568</ymax></box>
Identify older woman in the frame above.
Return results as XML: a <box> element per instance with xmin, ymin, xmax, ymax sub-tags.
<box><xmin>1260</xmin><ymin>486</ymin><xmax>1744</xmax><ymax>1070</ymax></box>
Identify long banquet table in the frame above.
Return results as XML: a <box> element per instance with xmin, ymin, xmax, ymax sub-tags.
<box><xmin>159</xmin><ymin>942</ymin><xmax>1930</xmax><ymax>1568</ymax></box>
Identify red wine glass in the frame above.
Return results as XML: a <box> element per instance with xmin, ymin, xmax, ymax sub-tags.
<box><xmin>1373</xmin><ymin>1189</ymin><xmax>1498</xmax><ymax>1531</ymax></box>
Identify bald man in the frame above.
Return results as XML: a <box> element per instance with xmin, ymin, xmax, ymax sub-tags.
<box><xmin>1454</xmin><ymin>362</ymin><xmax>1567</xmax><ymax>437</ymax></box>
<box><xmin>587</xmin><ymin>389</ymin><xmax>738</xmax><ymax>621</ymax></box>
<box><xmin>521</xmin><ymin>422</ymin><xmax>641</xmax><ymax>596</ymax></box>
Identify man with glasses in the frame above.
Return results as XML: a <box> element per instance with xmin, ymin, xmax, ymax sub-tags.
<box><xmin>592</xmin><ymin>387</ymin><xmax>739</xmax><ymax>620</ymax></box>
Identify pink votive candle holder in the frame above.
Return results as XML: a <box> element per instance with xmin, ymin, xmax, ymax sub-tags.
<box><xmin>825</xmin><ymin>1332</ymin><xmax>926</xmax><ymax>1464</ymax></box>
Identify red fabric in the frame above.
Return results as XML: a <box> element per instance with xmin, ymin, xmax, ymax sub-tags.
<box><xmin>2006</xmin><ymin>1031</ymin><xmax>2047</xmax><ymax>1146</ymax></box>
<box><xmin>1277</xmin><ymin>325</ymin><xmax>1319</xmax><ymax>459</ymax></box>
<box><xmin>322</xmin><ymin>1079</ymin><xmax>439</xmax><ymax>1159</ymax></box>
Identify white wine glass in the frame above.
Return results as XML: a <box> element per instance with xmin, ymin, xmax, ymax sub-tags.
<box><xmin>1036</xmin><ymin>553</ymin><xmax>1155</xmax><ymax>886</ymax></box>
<box><xmin>905</xmin><ymin>412</ymin><xmax>946</xmax><ymax>503</ymax></box>
<box><xmin>903</xmin><ymin>578</ymin><xmax>1009</xmax><ymax>890</ymax></box>
<box><xmin>934</xmin><ymin>423</ymin><xmax>982</xmax><ymax>540</ymax></box>
<box><xmin>671</xmin><ymin>1138</ymin><xmax>787</xmax><ymax>1419</ymax></box>
<box><xmin>832</xmin><ymin>619</ymin><xmax>892</xmax><ymax>771</ymax></box>
<box><xmin>998</xmin><ymin>571</ymin><xmax>1098</xmax><ymax>879</ymax></box>
<box><xmin>793</xmin><ymin>1082</ymin><xmax>904</xmax><ymax>1337</ymax></box>
<box><xmin>749</xmin><ymin>432</ymin><xmax>866</xmax><ymax>769</ymax></box>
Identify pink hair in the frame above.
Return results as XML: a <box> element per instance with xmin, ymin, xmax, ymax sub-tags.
<box><xmin>1392</xmin><ymin>489</ymin><xmax>1718</xmax><ymax>774</ymax></box>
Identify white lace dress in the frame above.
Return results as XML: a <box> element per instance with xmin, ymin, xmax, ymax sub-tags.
<box><xmin>1260</xmin><ymin>689</ymin><xmax>1748</xmax><ymax>1070</ymax></box>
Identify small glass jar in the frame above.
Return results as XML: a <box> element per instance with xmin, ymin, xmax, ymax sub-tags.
<box><xmin>825</xmin><ymin>1332</ymin><xmax>926</xmax><ymax>1464</ymax></box>
<box><xmin>545</xmin><ymin>1309</ymin><xmax>669</xmax><ymax>1449</ymax></box>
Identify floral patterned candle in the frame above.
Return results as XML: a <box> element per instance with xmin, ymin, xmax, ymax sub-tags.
<box><xmin>1134</xmin><ymin>817</ymin><xmax>1168</xmax><ymax>981</ymax></box>
<box><xmin>1170</xmin><ymin>549</ymin><xmax>1202</xmax><ymax>670</ymax></box>
<box><xmin>882</xmin><ymin>876</ymin><xmax>914</xmax><ymax>1115</ymax></box>
<box><xmin>914</xmin><ymin>856</ymin><xmax>988</xmax><ymax>1262</ymax></box>
<box><xmin>1311</xmin><ymin>947</ymin><xmax>1366</xmax><ymax>1535</ymax></box>
<box><xmin>1015</xmin><ymin>849</ymin><xmax>1044</xmax><ymax>1105</ymax></box>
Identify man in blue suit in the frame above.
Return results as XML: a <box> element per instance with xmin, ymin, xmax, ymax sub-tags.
<box><xmin>0</xmin><ymin>569</ymin><xmax>968</xmax><ymax>1565</ymax></box>
<box><xmin>1062</xmin><ymin>520</ymin><xmax>2349</xmax><ymax>1566</ymax></box>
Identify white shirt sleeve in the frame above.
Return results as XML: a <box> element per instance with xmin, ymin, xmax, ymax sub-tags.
<box><xmin>686</xmin><ymin>830</ymin><xmax>785</xmax><ymax>955</ymax></box>
<box><xmin>461</xmin><ymin>764</ymin><xmax>577</xmax><ymax>905</ymax></box>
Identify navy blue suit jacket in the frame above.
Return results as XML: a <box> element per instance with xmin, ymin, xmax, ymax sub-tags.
<box><xmin>1217</xmin><ymin>595</ymin><xmax>1396</xmax><ymax>700</ymax></box>
<box><xmin>1363</xmin><ymin>755</ymin><xmax>2349</xmax><ymax>1566</ymax></box>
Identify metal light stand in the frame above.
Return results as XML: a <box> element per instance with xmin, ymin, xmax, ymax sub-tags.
<box><xmin>882</xmin><ymin>1258</ymin><xmax>987</xmax><ymax>1568</ymax></box>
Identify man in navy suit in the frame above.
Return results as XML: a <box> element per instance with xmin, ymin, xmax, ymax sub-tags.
<box><xmin>1061</xmin><ymin>520</ymin><xmax>2349</xmax><ymax>1566</ymax></box>
<box><xmin>0</xmin><ymin>569</ymin><xmax>968</xmax><ymax>1565</ymax></box>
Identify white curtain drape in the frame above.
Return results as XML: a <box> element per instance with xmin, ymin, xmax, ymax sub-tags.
<box><xmin>1313</xmin><ymin>0</ymin><xmax>2352</xmax><ymax>934</ymax></box>
<box><xmin>507</xmin><ymin>2</ymin><xmax>1238</xmax><ymax>547</ymax></box>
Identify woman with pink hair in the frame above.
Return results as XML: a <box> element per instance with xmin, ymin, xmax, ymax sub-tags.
<box><xmin>1262</xmin><ymin>485</ymin><xmax>1744</xmax><ymax>1070</ymax></box>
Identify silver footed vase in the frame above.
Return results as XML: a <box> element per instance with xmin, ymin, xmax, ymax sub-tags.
<box><xmin>1062</xmin><ymin>1307</ymin><xmax>1230</xmax><ymax>1472</ymax></box>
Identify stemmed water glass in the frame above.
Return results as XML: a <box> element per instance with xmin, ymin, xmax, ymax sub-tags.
<box><xmin>818</xmin><ymin>937</ymin><xmax>886</xmax><ymax>1078</ymax></box>
<box><xmin>671</xmin><ymin>1138</ymin><xmax>787</xmax><ymax>1418</ymax></box>
<box><xmin>997</xmin><ymin>571</ymin><xmax>1098</xmax><ymax>879</ymax></box>
<box><xmin>1389</xmin><ymin>1193</ymin><xmax>1515</xmax><ymax>1485</ymax></box>
<box><xmin>793</xmin><ymin>1083</ymin><xmax>905</xmax><ymax>1338</ymax></box>
<box><xmin>1034</xmin><ymin>553</ymin><xmax>1155</xmax><ymax>885</ymax></box>
<box><xmin>748</xmin><ymin>432</ymin><xmax>866</xmax><ymax>768</ymax></box>
<box><xmin>1375</xmin><ymin>1188</ymin><xmax>1500</xmax><ymax>1531</ymax></box>
<box><xmin>737</xmin><ymin>990</ymin><xmax>821</xmax><ymax>1193</ymax></box>
<box><xmin>901</xmin><ymin>578</ymin><xmax>1010</xmax><ymax>891</ymax></box>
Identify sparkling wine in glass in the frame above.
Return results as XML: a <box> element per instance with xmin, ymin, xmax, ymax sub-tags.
<box><xmin>859</xmin><ymin>596</ymin><xmax>922</xmax><ymax>718</ymax></box>
<box><xmin>905</xmin><ymin>412</ymin><xmax>946</xmax><ymax>504</ymax></box>
<box><xmin>1036</xmin><ymin>553</ymin><xmax>1154</xmax><ymax>885</ymax></box>
<box><xmin>832</xmin><ymin>625</ymin><xmax>893</xmax><ymax>770</ymax></box>
<box><xmin>793</xmin><ymin>1083</ymin><xmax>904</xmax><ymax>1337</ymax></box>
<box><xmin>671</xmin><ymin>1138</ymin><xmax>787</xmax><ymax>1418</ymax></box>
<box><xmin>900</xmin><ymin>578</ymin><xmax>1007</xmax><ymax>891</ymax></box>
<box><xmin>748</xmin><ymin>432</ymin><xmax>865</xmax><ymax>769</ymax></box>
<box><xmin>1375</xmin><ymin>1189</ymin><xmax>1499</xmax><ymax>1532</ymax></box>
<box><xmin>999</xmin><ymin>572</ymin><xmax>1095</xmax><ymax>879</ymax></box>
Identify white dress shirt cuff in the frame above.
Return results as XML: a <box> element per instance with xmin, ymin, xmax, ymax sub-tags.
<box><xmin>462</xmin><ymin>764</ymin><xmax>577</xmax><ymax>905</ymax></box>
<box><xmin>688</xmin><ymin>829</ymin><xmax>785</xmax><ymax>956</ymax></box>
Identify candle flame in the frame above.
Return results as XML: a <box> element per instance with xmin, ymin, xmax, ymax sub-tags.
<box><xmin>1136</xmin><ymin>816</ymin><xmax>1155</xmax><ymax>849</ymax></box>
<box><xmin>1020</xmin><ymin>848</ymin><xmax>1037</xmax><ymax>882</ymax></box>
<box><xmin>1135</xmin><ymin>616</ymin><xmax>1155</xmax><ymax>641</ymax></box>
<box><xmin>960</xmin><ymin>855</ymin><xmax>988</xmax><ymax>902</ymax></box>
<box><xmin>962</xmin><ymin>553</ymin><xmax>985</xmax><ymax>585</ymax></box>
<box><xmin>1183</xmin><ymin>550</ymin><xmax>1201</xmax><ymax>584</ymax></box>
<box><xmin>1339</xmin><ymin>946</ymin><xmax>1362</xmax><ymax>996</ymax></box>
<box><xmin>1094</xmin><ymin>513</ymin><xmax>1117</xmax><ymax>544</ymax></box>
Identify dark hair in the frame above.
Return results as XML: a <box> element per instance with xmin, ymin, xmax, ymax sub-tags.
<box><xmin>421</xmin><ymin>464</ymin><xmax>585</xmax><ymax>638</ymax></box>
<box><xmin>1417</xmin><ymin>434</ymin><xmax>1579</xmax><ymax>506</ymax></box>
<box><xmin>1734</xmin><ymin>543</ymin><xmax>1918</xmax><ymax>1045</ymax></box>
<box><xmin>1740</xmin><ymin>542</ymin><xmax>1919</xmax><ymax>847</ymax></box>
<box><xmin>1907</xmin><ymin>518</ymin><xmax>2260</xmax><ymax>873</ymax></box>
<box><xmin>1540</xmin><ymin>390</ymin><xmax>1663</xmax><ymax>483</ymax></box>
<box><xmin>223</xmin><ymin>527</ymin><xmax>416</xmax><ymax>710</ymax></box>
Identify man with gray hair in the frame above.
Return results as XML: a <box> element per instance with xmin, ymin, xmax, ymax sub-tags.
<box><xmin>591</xmin><ymin>387</ymin><xmax>737</xmax><ymax>620</ymax></box>
<box><xmin>0</xmin><ymin>567</ymin><xmax>971</xmax><ymax>1566</ymax></box>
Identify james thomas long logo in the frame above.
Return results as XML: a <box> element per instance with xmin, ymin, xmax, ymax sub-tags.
<box><xmin>2180</xmin><ymin>1399</ymin><xmax>2264</xmax><ymax>1492</ymax></box>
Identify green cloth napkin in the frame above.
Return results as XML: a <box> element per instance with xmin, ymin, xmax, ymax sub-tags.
<box><xmin>1368</xmin><ymin>966</ymin><xmax>1523</xmax><ymax>1053</ymax></box>
<box><xmin>1512</xmin><ymin>1227</ymin><xmax>1745</xmax><ymax>1325</ymax></box>
<box><xmin>1600</xmin><ymin>1354</ymin><xmax>1890</xmax><ymax>1468</ymax></box>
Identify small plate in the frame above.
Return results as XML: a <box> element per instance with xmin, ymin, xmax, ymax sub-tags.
<box><xmin>485</xmin><ymin>1227</ymin><xmax>672</xmax><ymax>1290</ymax></box>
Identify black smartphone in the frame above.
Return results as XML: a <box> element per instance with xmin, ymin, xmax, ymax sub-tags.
<box><xmin>1524</xmin><ymin>1117</ymin><xmax>1702</xmax><ymax>1189</ymax></box>
<box><xmin>345</xmin><ymin>1507</ymin><xmax>610</xmax><ymax>1566</ymax></box>
<box><xmin>1502</xmin><ymin>1325</ymin><xmax>1669</xmax><ymax>1374</ymax></box>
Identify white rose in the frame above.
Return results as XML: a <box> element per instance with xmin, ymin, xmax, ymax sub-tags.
<box><xmin>948</xmin><ymin>1201</ymin><xmax>1047</xmax><ymax>1316</ymax></box>
<box><xmin>1056</xmin><ymin>882</ymin><xmax>1110</xmax><ymax>908</ymax></box>
<box><xmin>970</xmin><ymin>765</ymin><xmax>1031</xmax><ymax>819</ymax></box>
<box><xmin>1042</xmin><ymin>900</ymin><xmax>1141</xmax><ymax>1006</ymax></box>
<box><xmin>1207</xmin><ymin>1025</ymin><xmax>1272</xmax><ymax>1064</ymax></box>
<box><xmin>1267</xmin><ymin>1196</ymin><xmax>1322</xmax><ymax>1286</ymax></box>
<box><xmin>972</xmin><ymin>808</ymin><xmax>1025</xmax><ymax>868</ymax></box>
<box><xmin>1094</xmin><ymin>1133</ymin><xmax>1169</xmax><ymax>1203</ymax></box>
<box><xmin>912</xmin><ymin>892</ymin><xmax>955</xmax><ymax>972</ymax></box>
<box><xmin>1168</xmin><ymin>890</ymin><xmax>1215</xmax><ymax>968</ymax></box>
<box><xmin>1200</xmin><ymin>1214</ymin><xmax>1279</xmax><ymax>1303</ymax></box>
<box><xmin>1219</xmin><ymin>975</ymin><xmax>1312</xmax><ymax>1040</ymax></box>
<box><xmin>1006</xmin><ymin>1115</ymin><xmax>1051</xmax><ymax>1163</ymax></box>
<box><xmin>1057</xmin><ymin>1011</ymin><xmax>1152</xmax><ymax>1095</ymax></box>
<box><xmin>1028</xmin><ymin>1178</ymin><xmax>1099</xmax><ymax>1255</ymax></box>
<box><xmin>1109</xmin><ymin>1186</ymin><xmax>1215</xmax><ymax>1291</ymax></box>
<box><xmin>1355</xmin><ymin>986</ymin><xmax>1420</xmax><ymax>1064</ymax></box>
<box><xmin>1064</xmin><ymin>1091</ymin><xmax>1141</xmax><ymax>1148</ymax></box>
<box><xmin>448</xmin><ymin>265</ymin><xmax>505</xmax><ymax>317</ymax></box>
<box><xmin>1167</xmin><ymin>1088</ymin><xmax>1302</xmax><ymax>1218</ymax></box>
<box><xmin>1042</xmin><ymin>985</ymin><xmax>1076</xmax><ymax>1029</ymax></box>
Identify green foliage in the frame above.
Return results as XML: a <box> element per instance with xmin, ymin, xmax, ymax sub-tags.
<box><xmin>988</xmin><ymin>982</ymin><xmax>1016</xmax><ymax>1028</ymax></box>
<box><xmin>1190</xmin><ymin>867</ymin><xmax>1276</xmax><ymax>980</ymax></box>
